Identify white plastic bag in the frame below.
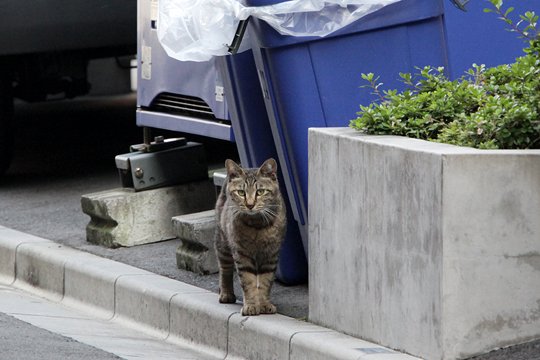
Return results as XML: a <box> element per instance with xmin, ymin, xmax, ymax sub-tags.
<box><xmin>158</xmin><ymin>0</ymin><xmax>403</xmax><ymax>62</ymax></box>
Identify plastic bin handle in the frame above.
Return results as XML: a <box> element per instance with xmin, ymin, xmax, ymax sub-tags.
<box><xmin>228</xmin><ymin>18</ymin><xmax>251</xmax><ymax>55</ymax></box>
<box><xmin>449</xmin><ymin>0</ymin><xmax>469</xmax><ymax>11</ymax></box>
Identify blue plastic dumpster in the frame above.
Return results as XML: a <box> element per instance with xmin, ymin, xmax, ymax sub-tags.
<box><xmin>245</xmin><ymin>0</ymin><xmax>539</xmax><ymax>248</ymax></box>
<box><xmin>246</xmin><ymin>0</ymin><xmax>448</xmax><ymax>246</ymax></box>
<box><xmin>137</xmin><ymin>0</ymin><xmax>307</xmax><ymax>284</ymax></box>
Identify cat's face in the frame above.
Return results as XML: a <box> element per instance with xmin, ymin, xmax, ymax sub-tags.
<box><xmin>225</xmin><ymin>159</ymin><xmax>280</xmax><ymax>215</ymax></box>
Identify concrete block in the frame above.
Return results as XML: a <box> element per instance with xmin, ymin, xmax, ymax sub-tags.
<box><xmin>308</xmin><ymin>128</ymin><xmax>540</xmax><ymax>360</ymax></box>
<box><xmin>172</xmin><ymin>210</ymin><xmax>218</xmax><ymax>275</ymax></box>
<box><xmin>63</xmin><ymin>255</ymin><xmax>152</xmax><ymax>319</ymax></box>
<box><xmin>81</xmin><ymin>180</ymin><xmax>216</xmax><ymax>247</ymax></box>
<box><xmin>0</xmin><ymin>226</ymin><xmax>50</xmax><ymax>285</ymax></box>
<box><xmin>114</xmin><ymin>274</ymin><xmax>208</xmax><ymax>339</ymax></box>
<box><xmin>168</xmin><ymin>292</ymin><xmax>239</xmax><ymax>359</ymax></box>
<box><xmin>227</xmin><ymin>313</ymin><xmax>323</xmax><ymax>360</ymax></box>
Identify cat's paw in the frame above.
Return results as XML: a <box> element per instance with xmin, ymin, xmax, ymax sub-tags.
<box><xmin>219</xmin><ymin>292</ymin><xmax>237</xmax><ymax>304</ymax></box>
<box><xmin>259</xmin><ymin>302</ymin><xmax>277</xmax><ymax>314</ymax></box>
<box><xmin>241</xmin><ymin>304</ymin><xmax>260</xmax><ymax>316</ymax></box>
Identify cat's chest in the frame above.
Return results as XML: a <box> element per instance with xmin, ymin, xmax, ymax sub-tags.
<box><xmin>229</xmin><ymin>221</ymin><xmax>276</xmax><ymax>244</ymax></box>
<box><xmin>235</xmin><ymin>223</ymin><xmax>265</xmax><ymax>237</ymax></box>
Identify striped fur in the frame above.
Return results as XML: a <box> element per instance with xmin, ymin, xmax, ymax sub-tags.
<box><xmin>214</xmin><ymin>158</ymin><xmax>286</xmax><ymax>316</ymax></box>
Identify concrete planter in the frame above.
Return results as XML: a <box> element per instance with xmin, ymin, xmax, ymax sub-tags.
<box><xmin>308</xmin><ymin>128</ymin><xmax>540</xmax><ymax>360</ymax></box>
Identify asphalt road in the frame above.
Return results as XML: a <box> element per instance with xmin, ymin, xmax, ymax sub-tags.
<box><xmin>0</xmin><ymin>312</ymin><xmax>121</xmax><ymax>360</ymax></box>
<box><xmin>0</xmin><ymin>93</ymin><xmax>538</xmax><ymax>359</ymax></box>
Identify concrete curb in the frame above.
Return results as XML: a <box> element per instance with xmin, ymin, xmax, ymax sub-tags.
<box><xmin>0</xmin><ymin>225</ymin><xmax>421</xmax><ymax>360</ymax></box>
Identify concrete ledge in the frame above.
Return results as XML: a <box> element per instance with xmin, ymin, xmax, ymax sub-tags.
<box><xmin>0</xmin><ymin>227</ymin><xmax>420</xmax><ymax>360</ymax></box>
<box><xmin>0</xmin><ymin>226</ymin><xmax>50</xmax><ymax>285</ymax></box>
<box><xmin>63</xmin><ymin>256</ymin><xmax>152</xmax><ymax>319</ymax></box>
<box><xmin>168</xmin><ymin>292</ymin><xmax>239</xmax><ymax>359</ymax></box>
<box><xmin>15</xmin><ymin>242</ymin><xmax>83</xmax><ymax>302</ymax></box>
<box><xmin>227</xmin><ymin>313</ymin><xmax>325</xmax><ymax>360</ymax></box>
<box><xmin>114</xmin><ymin>274</ymin><xmax>209</xmax><ymax>340</ymax></box>
<box><xmin>290</xmin><ymin>331</ymin><xmax>421</xmax><ymax>360</ymax></box>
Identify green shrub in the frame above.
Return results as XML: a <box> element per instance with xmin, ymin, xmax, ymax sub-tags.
<box><xmin>350</xmin><ymin>1</ymin><xmax>540</xmax><ymax>149</ymax></box>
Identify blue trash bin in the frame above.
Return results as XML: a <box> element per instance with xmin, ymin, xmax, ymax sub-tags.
<box><xmin>246</xmin><ymin>0</ymin><xmax>448</xmax><ymax>247</ymax></box>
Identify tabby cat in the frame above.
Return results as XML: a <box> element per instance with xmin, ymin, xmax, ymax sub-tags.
<box><xmin>214</xmin><ymin>158</ymin><xmax>286</xmax><ymax>316</ymax></box>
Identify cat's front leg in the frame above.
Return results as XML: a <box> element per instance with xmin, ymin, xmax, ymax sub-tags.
<box><xmin>257</xmin><ymin>271</ymin><xmax>277</xmax><ymax>314</ymax></box>
<box><xmin>238</xmin><ymin>270</ymin><xmax>260</xmax><ymax>316</ymax></box>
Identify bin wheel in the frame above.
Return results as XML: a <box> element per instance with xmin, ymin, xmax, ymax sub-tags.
<box><xmin>0</xmin><ymin>79</ymin><xmax>14</xmax><ymax>176</ymax></box>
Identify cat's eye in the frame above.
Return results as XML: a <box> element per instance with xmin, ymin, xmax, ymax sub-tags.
<box><xmin>256</xmin><ymin>189</ymin><xmax>267</xmax><ymax>196</ymax></box>
<box><xmin>236</xmin><ymin>190</ymin><xmax>245</xmax><ymax>196</ymax></box>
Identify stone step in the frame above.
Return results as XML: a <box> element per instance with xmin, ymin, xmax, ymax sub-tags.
<box><xmin>172</xmin><ymin>210</ymin><xmax>218</xmax><ymax>275</ymax></box>
<box><xmin>81</xmin><ymin>180</ymin><xmax>216</xmax><ymax>248</ymax></box>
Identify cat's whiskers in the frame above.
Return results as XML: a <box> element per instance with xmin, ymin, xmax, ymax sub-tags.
<box><xmin>263</xmin><ymin>207</ymin><xmax>278</xmax><ymax>217</ymax></box>
<box><xmin>259</xmin><ymin>207</ymin><xmax>279</xmax><ymax>226</ymax></box>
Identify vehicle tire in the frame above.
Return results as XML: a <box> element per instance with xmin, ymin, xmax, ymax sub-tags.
<box><xmin>0</xmin><ymin>77</ymin><xmax>14</xmax><ymax>176</ymax></box>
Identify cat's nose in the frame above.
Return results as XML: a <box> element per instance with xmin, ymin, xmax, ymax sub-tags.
<box><xmin>246</xmin><ymin>203</ymin><xmax>255</xmax><ymax>210</ymax></box>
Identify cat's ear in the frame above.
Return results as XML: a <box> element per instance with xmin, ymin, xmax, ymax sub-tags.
<box><xmin>258</xmin><ymin>158</ymin><xmax>277</xmax><ymax>180</ymax></box>
<box><xmin>225</xmin><ymin>159</ymin><xmax>244</xmax><ymax>180</ymax></box>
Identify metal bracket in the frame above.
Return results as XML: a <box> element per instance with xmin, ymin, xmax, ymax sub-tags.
<box><xmin>130</xmin><ymin>127</ymin><xmax>188</xmax><ymax>153</ymax></box>
<box><xmin>130</xmin><ymin>136</ymin><xmax>187</xmax><ymax>153</ymax></box>
<box><xmin>115</xmin><ymin>141</ymin><xmax>208</xmax><ymax>191</ymax></box>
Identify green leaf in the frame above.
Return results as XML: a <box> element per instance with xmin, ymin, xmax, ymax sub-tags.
<box><xmin>361</xmin><ymin>73</ymin><xmax>374</xmax><ymax>82</ymax></box>
<box><xmin>489</xmin><ymin>0</ymin><xmax>503</xmax><ymax>10</ymax></box>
